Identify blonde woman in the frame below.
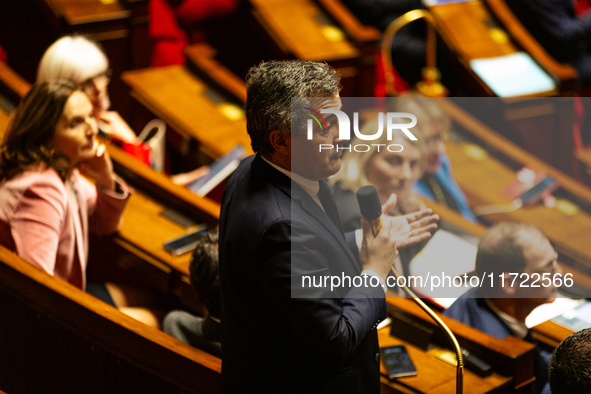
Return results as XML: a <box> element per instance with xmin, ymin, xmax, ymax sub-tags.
<box><xmin>391</xmin><ymin>97</ymin><xmax>477</xmax><ymax>222</ymax></box>
<box><xmin>37</xmin><ymin>35</ymin><xmax>137</xmax><ymax>143</ymax></box>
<box><xmin>329</xmin><ymin>115</ymin><xmax>428</xmax><ymax>232</ymax></box>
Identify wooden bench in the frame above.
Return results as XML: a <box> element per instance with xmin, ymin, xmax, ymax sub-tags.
<box><xmin>0</xmin><ymin>244</ymin><xmax>221</xmax><ymax>393</ymax></box>
<box><xmin>382</xmin><ymin>297</ymin><xmax>535</xmax><ymax>393</ymax></box>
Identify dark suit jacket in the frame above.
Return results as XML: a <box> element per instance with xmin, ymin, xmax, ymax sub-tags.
<box><xmin>219</xmin><ymin>154</ymin><xmax>386</xmax><ymax>393</ymax></box>
<box><xmin>444</xmin><ymin>288</ymin><xmax>551</xmax><ymax>394</ymax></box>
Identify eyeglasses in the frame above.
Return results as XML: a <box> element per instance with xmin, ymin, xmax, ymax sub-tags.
<box><xmin>424</xmin><ymin>131</ymin><xmax>449</xmax><ymax>147</ymax></box>
<box><xmin>531</xmin><ymin>258</ymin><xmax>558</xmax><ymax>274</ymax></box>
<box><xmin>81</xmin><ymin>69</ymin><xmax>112</xmax><ymax>93</ymax></box>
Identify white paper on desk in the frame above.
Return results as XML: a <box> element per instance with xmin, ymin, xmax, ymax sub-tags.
<box><xmin>542</xmin><ymin>299</ymin><xmax>591</xmax><ymax>331</ymax></box>
<box><xmin>409</xmin><ymin>229</ymin><xmax>478</xmax><ymax>300</ymax></box>
<box><xmin>525</xmin><ymin>296</ymin><xmax>584</xmax><ymax>328</ymax></box>
<box><xmin>470</xmin><ymin>52</ymin><xmax>556</xmax><ymax>97</ymax></box>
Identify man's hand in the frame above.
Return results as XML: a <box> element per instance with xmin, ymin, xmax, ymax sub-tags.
<box><xmin>386</xmin><ymin>208</ymin><xmax>439</xmax><ymax>250</ymax></box>
<box><xmin>359</xmin><ymin>194</ymin><xmax>438</xmax><ymax>281</ymax></box>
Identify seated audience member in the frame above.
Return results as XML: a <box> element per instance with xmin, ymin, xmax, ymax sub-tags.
<box><xmin>0</xmin><ymin>81</ymin><xmax>159</xmax><ymax>327</ymax></box>
<box><xmin>444</xmin><ymin>222</ymin><xmax>559</xmax><ymax>394</ymax></box>
<box><xmin>549</xmin><ymin>327</ymin><xmax>591</xmax><ymax>394</ymax></box>
<box><xmin>163</xmin><ymin>229</ymin><xmax>221</xmax><ymax>357</ymax></box>
<box><xmin>392</xmin><ymin>97</ymin><xmax>477</xmax><ymax>222</ymax></box>
<box><xmin>149</xmin><ymin>0</ymin><xmax>239</xmax><ymax>67</ymax></box>
<box><xmin>329</xmin><ymin>115</ymin><xmax>427</xmax><ymax>230</ymax></box>
<box><xmin>505</xmin><ymin>0</ymin><xmax>591</xmax><ymax>87</ymax></box>
<box><xmin>37</xmin><ymin>35</ymin><xmax>137</xmax><ymax>143</ymax></box>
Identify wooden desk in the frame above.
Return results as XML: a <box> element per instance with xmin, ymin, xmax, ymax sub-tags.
<box><xmin>312</xmin><ymin>0</ymin><xmax>381</xmax><ymax>96</ymax></box>
<box><xmin>97</xmin><ymin>142</ymin><xmax>220</xmax><ymax>312</ymax></box>
<box><xmin>248</xmin><ymin>0</ymin><xmax>373</xmax><ymax>96</ymax></box>
<box><xmin>437</xmin><ymin>98</ymin><xmax>591</xmax><ymax>290</ymax></box>
<box><xmin>0</xmin><ymin>61</ymin><xmax>29</xmax><ymax>144</ymax></box>
<box><xmin>0</xmin><ymin>244</ymin><xmax>221</xmax><ymax>393</ymax></box>
<box><xmin>430</xmin><ymin>0</ymin><xmax>576</xmax><ymax>96</ymax></box>
<box><xmin>381</xmin><ymin>298</ymin><xmax>534</xmax><ymax>393</ymax></box>
<box><xmin>378</xmin><ymin>328</ymin><xmax>513</xmax><ymax>393</ymax></box>
<box><xmin>122</xmin><ymin>65</ymin><xmax>252</xmax><ymax>160</ymax></box>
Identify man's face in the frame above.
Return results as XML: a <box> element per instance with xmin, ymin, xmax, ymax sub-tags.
<box><xmin>515</xmin><ymin>233</ymin><xmax>560</xmax><ymax>304</ymax></box>
<box><xmin>290</xmin><ymin>95</ymin><xmax>347</xmax><ymax>181</ymax></box>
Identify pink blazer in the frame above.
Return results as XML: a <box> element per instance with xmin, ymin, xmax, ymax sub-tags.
<box><xmin>0</xmin><ymin>167</ymin><xmax>130</xmax><ymax>290</ymax></box>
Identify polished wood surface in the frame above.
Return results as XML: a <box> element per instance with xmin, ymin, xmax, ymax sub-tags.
<box><xmin>0</xmin><ymin>61</ymin><xmax>30</xmax><ymax>100</ymax></box>
<box><xmin>430</xmin><ymin>0</ymin><xmax>576</xmax><ymax>96</ymax></box>
<box><xmin>433</xmin><ymin>1</ymin><xmax>515</xmax><ymax>60</ymax></box>
<box><xmin>42</xmin><ymin>0</ymin><xmax>130</xmax><ymax>25</ymax></box>
<box><xmin>381</xmin><ymin>298</ymin><xmax>534</xmax><ymax>393</ymax></box>
<box><xmin>249</xmin><ymin>0</ymin><xmax>359</xmax><ymax>61</ymax></box>
<box><xmin>122</xmin><ymin>65</ymin><xmax>252</xmax><ymax>159</ymax></box>
<box><xmin>439</xmin><ymin>98</ymin><xmax>591</xmax><ymax>276</ymax></box>
<box><xmin>248</xmin><ymin>0</ymin><xmax>376</xmax><ymax>95</ymax></box>
<box><xmin>0</xmin><ymin>244</ymin><xmax>220</xmax><ymax>393</ymax></box>
<box><xmin>378</xmin><ymin>328</ymin><xmax>513</xmax><ymax>393</ymax></box>
<box><xmin>185</xmin><ymin>43</ymin><xmax>247</xmax><ymax>104</ymax></box>
<box><xmin>0</xmin><ymin>111</ymin><xmax>9</xmax><ymax>134</ymax></box>
<box><xmin>314</xmin><ymin>0</ymin><xmax>380</xmax><ymax>47</ymax></box>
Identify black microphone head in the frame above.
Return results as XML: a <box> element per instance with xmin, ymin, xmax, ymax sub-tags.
<box><xmin>356</xmin><ymin>185</ymin><xmax>382</xmax><ymax>221</ymax></box>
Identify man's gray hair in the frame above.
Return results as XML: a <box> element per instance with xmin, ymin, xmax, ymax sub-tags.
<box><xmin>245</xmin><ymin>60</ymin><xmax>341</xmax><ymax>156</ymax></box>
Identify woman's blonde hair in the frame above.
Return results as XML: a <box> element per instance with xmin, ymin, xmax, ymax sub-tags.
<box><xmin>389</xmin><ymin>96</ymin><xmax>451</xmax><ymax>139</ymax></box>
<box><xmin>329</xmin><ymin>114</ymin><xmax>427</xmax><ymax>192</ymax></box>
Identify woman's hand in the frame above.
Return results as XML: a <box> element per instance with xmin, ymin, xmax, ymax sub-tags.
<box><xmin>98</xmin><ymin>111</ymin><xmax>138</xmax><ymax>143</ymax></box>
<box><xmin>78</xmin><ymin>144</ymin><xmax>116</xmax><ymax>191</ymax></box>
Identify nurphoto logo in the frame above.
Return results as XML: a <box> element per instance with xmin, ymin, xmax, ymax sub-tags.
<box><xmin>305</xmin><ymin>108</ymin><xmax>418</xmax><ymax>152</ymax></box>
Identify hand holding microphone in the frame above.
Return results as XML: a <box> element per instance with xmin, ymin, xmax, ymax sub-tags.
<box><xmin>357</xmin><ymin>185</ymin><xmax>439</xmax><ymax>248</ymax></box>
<box><xmin>356</xmin><ymin>186</ymin><xmax>438</xmax><ymax>281</ymax></box>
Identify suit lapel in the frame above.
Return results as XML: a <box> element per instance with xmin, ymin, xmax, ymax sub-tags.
<box><xmin>252</xmin><ymin>155</ymin><xmax>361</xmax><ymax>272</ymax></box>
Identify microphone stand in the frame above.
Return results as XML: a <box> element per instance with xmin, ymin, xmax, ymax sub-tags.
<box><xmin>357</xmin><ymin>185</ymin><xmax>462</xmax><ymax>393</ymax></box>
<box><xmin>389</xmin><ymin>266</ymin><xmax>464</xmax><ymax>394</ymax></box>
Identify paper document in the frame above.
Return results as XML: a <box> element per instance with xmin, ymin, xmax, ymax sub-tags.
<box><xmin>470</xmin><ymin>52</ymin><xmax>556</xmax><ymax>97</ymax></box>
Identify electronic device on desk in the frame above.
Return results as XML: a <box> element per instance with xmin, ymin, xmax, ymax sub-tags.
<box><xmin>163</xmin><ymin>225</ymin><xmax>208</xmax><ymax>256</ymax></box>
<box><xmin>187</xmin><ymin>145</ymin><xmax>247</xmax><ymax>200</ymax></box>
<box><xmin>380</xmin><ymin>345</ymin><xmax>417</xmax><ymax>379</ymax></box>
<box><xmin>501</xmin><ymin>166</ymin><xmax>560</xmax><ymax>207</ymax></box>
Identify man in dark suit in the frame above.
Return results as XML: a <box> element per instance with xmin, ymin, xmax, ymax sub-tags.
<box><xmin>219</xmin><ymin>60</ymin><xmax>438</xmax><ymax>393</ymax></box>
<box><xmin>444</xmin><ymin>222</ymin><xmax>560</xmax><ymax>394</ymax></box>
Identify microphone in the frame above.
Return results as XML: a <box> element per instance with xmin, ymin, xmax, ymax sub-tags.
<box><xmin>356</xmin><ymin>185</ymin><xmax>465</xmax><ymax>394</ymax></box>
<box><xmin>356</xmin><ymin>185</ymin><xmax>382</xmax><ymax>237</ymax></box>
